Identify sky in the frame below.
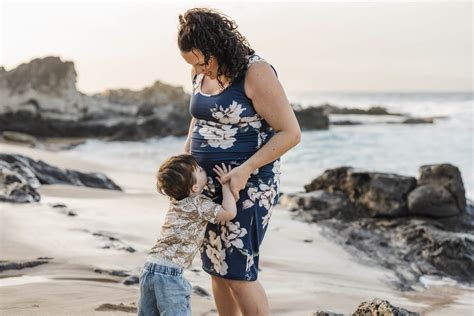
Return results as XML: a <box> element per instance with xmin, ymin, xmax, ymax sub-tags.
<box><xmin>0</xmin><ymin>0</ymin><xmax>472</xmax><ymax>95</ymax></box>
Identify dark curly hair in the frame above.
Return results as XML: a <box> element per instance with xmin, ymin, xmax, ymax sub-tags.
<box><xmin>178</xmin><ymin>8</ymin><xmax>255</xmax><ymax>88</ymax></box>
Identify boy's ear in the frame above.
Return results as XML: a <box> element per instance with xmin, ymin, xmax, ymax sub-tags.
<box><xmin>191</xmin><ymin>184</ymin><xmax>199</xmax><ymax>193</ymax></box>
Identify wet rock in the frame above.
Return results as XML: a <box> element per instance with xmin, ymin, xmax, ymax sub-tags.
<box><xmin>2</xmin><ymin>131</ymin><xmax>37</xmax><ymax>146</ymax></box>
<box><xmin>0</xmin><ymin>159</ymin><xmax>41</xmax><ymax>203</ymax></box>
<box><xmin>0</xmin><ymin>259</ymin><xmax>49</xmax><ymax>272</ymax></box>
<box><xmin>353</xmin><ymin>298</ymin><xmax>419</xmax><ymax>315</ymax></box>
<box><xmin>402</xmin><ymin>117</ymin><xmax>434</xmax><ymax>124</ymax></box>
<box><xmin>304</xmin><ymin>167</ymin><xmax>416</xmax><ymax>217</ymax></box>
<box><xmin>94</xmin><ymin>268</ymin><xmax>131</xmax><ymax>277</ymax></box>
<box><xmin>315</xmin><ymin>104</ymin><xmax>403</xmax><ymax>116</ymax></box>
<box><xmin>95</xmin><ymin>303</ymin><xmax>137</xmax><ymax>313</ymax></box>
<box><xmin>284</xmin><ymin>164</ymin><xmax>473</xmax><ymax>289</ymax></box>
<box><xmin>193</xmin><ymin>285</ymin><xmax>211</xmax><ymax>297</ymax></box>
<box><xmin>0</xmin><ymin>154</ymin><xmax>121</xmax><ymax>190</ymax></box>
<box><xmin>122</xmin><ymin>275</ymin><xmax>139</xmax><ymax>285</ymax></box>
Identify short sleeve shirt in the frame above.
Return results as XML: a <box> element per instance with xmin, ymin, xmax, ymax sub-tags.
<box><xmin>148</xmin><ymin>194</ymin><xmax>224</xmax><ymax>268</ymax></box>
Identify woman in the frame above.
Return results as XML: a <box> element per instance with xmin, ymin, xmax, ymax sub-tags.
<box><xmin>178</xmin><ymin>8</ymin><xmax>301</xmax><ymax>316</ymax></box>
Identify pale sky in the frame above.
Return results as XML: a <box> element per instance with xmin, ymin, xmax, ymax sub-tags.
<box><xmin>1</xmin><ymin>0</ymin><xmax>472</xmax><ymax>95</ymax></box>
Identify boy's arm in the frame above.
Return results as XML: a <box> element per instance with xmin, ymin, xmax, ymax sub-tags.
<box><xmin>215</xmin><ymin>183</ymin><xmax>237</xmax><ymax>224</ymax></box>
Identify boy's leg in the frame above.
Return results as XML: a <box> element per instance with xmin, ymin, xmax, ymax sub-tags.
<box><xmin>137</xmin><ymin>269</ymin><xmax>160</xmax><ymax>316</ymax></box>
<box><xmin>153</xmin><ymin>274</ymin><xmax>192</xmax><ymax>316</ymax></box>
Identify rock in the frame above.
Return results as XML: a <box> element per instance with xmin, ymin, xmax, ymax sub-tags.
<box><xmin>285</xmin><ymin>164</ymin><xmax>473</xmax><ymax>289</ymax></box>
<box><xmin>122</xmin><ymin>275</ymin><xmax>139</xmax><ymax>285</ymax></box>
<box><xmin>417</xmin><ymin>164</ymin><xmax>466</xmax><ymax>212</ymax></box>
<box><xmin>2</xmin><ymin>131</ymin><xmax>37</xmax><ymax>145</ymax></box>
<box><xmin>293</xmin><ymin>106</ymin><xmax>330</xmax><ymax>130</ymax></box>
<box><xmin>331</xmin><ymin>120</ymin><xmax>363</xmax><ymax>126</ymax></box>
<box><xmin>0</xmin><ymin>154</ymin><xmax>121</xmax><ymax>190</ymax></box>
<box><xmin>0</xmin><ymin>259</ymin><xmax>49</xmax><ymax>272</ymax></box>
<box><xmin>95</xmin><ymin>303</ymin><xmax>137</xmax><ymax>313</ymax></box>
<box><xmin>193</xmin><ymin>285</ymin><xmax>211</xmax><ymax>297</ymax></box>
<box><xmin>0</xmin><ymin>154</ymin><xmax>120</xmax><ymax>203</ymax></box>
<box><xmin>0</xmin><ymin>56</ymin><xmax>191</xmax><ymax>140</ymax></box>
<box><xmin>305</xmin><ymin>167</ymin><xmax>416</xmax><ymax>217</ymax></box>
<box><xmin>94</xmin><ymin>268</ymin><xmax>130</xmax><ymax>277</ymax></box>
<box><xmin>408</xmin><ymin>185</ymin><xmax>460</xmax><ymax>217</ymax></box>
<box><xmin>312</xmin><ymin>312</ymin><xmax>344</xmax><ymax>316</ymax></box>
<box><xmin>353</xmin><ymin>298</ymin><xmax>419</xmax><ymax>315</ymax></box>
<box><xmin>314</xmin><ymin>103</ymin><xmax>403</xmax><ymax>116</ymax></box>
<box><xmin>402</xmin><ymin>117</ymin><xmax>434</xmax><ymax>124</ymax></box>
<box><xmin>0</xmin><ymin>160</ymin><xmax>41</xmax><ymax>203</ymax></box>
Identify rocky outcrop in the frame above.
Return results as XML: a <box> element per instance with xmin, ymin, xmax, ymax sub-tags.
<box><xmin>293</xmin><ymin>106</ymin><xmax>330</xmax><ymax>130</ymax></box>
<box><xmin>0</xmin><ymin>56</ymin><xmax>191</xmax><ymax>140</ymax></box>
<box><xmin>0</xmin><ymin>154</ymin><xmax>121</xmax><ymax>203</ymax></box>
<box><xmin>281</xmin><ymin>164</ymin><xmax>473</xmax><ymax>289</ymax></box>
<box><xmin>314</xmin><ymin>298</ymin><xmax>419</xmax><ymax>316</ymax></box>
<box><xmin>315</xmin><ymin>103</ymin><xmax>403</xmax><ymax>116</ymax></box>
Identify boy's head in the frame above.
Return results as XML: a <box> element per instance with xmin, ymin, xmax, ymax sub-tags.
<box><xmin>156</xmin><ymin>154</ymin><xmax>207</xmax><ymax>200</ymax></box>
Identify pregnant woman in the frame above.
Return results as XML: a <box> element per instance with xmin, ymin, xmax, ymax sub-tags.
<box><xmin>178</xmin><ymin>8</ymin><xmax>301</xmax><ymax>316</ymax></box>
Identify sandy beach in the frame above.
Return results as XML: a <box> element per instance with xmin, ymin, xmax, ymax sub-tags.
<box><xmin>0</xmin><ymin>143</ymin><xmax>472</xmax><ymax>315</ymax></box>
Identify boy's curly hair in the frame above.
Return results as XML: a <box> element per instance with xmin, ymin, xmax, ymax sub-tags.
<box><xmin>177</xmin><ymin>8</ymin><xmax>255</xmax><ymax>88</ymax></box>
<box><xmin>156</xmin><ymin>154</ymin><xmax>199</xmax><ymax>201</ymax></box>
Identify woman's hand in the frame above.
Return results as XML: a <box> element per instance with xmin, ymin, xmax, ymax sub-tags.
<box><xmin>214</xmin><ymin>163</ymin><xmax>253</xmax><ymax>200</ymax></box>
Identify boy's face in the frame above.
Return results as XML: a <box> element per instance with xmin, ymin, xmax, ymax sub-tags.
<box><xmin>191</xmin><ymin>165</ymin><xmax>208</xmax><ymax>194</ymax></box>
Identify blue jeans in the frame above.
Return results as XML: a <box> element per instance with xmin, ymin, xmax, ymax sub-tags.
<box><xmin>138</xmin><ymin>261</ymin><xmax>192</xmax><ymax>316</ymax></box>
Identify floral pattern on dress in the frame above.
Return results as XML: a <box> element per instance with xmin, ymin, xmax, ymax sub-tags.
<box><xmin>198</xmin><ymin>125</ymin><xmax>238</xmax><ymax>149</ymax></box>
<box><xmin>211</xmin><ymin>101</ymin><xmax>246</xmax><ymax>124</ymax></box>
<box><xmin>205</xmin><ymin>230</ymin><xmax>228</xmax><ymax>275</ymax></box>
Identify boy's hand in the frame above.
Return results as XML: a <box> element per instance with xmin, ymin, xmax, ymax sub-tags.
<box><xmin>213</xmin><ymin>163</ymin><xmax>232</xmax><ymax>186</ymax></box>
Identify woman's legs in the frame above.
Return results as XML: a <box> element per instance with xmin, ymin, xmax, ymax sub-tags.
<box><xmin>211</xmin><ymin>275</ymin><xmax>240</xmax><ymax>316</ymax></box>
<box><xmin>225</xmin><ymin>279</ymin><xmax>270</xmax><ymax>316</ymax></box>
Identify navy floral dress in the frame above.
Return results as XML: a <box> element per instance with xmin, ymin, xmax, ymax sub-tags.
<box><xmin>190</xmin><ymin>54</ymin><xmax>281</xmax><ymax>281</ymax></box>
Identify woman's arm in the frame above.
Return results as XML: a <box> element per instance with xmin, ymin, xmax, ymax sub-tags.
<box><xmin>220</xmin><ymin>62</ymin><xmax>301</xmax><ymax>199</ymax></box>
<box><xmin>183</xmin><ymin>117</ymin><xmax>196</xmax><ymax>153</ymax></box>
<box><xmin>184</xmin><ymin>68</ymin><xmax>197</xmax><ymax>153</ymax></box>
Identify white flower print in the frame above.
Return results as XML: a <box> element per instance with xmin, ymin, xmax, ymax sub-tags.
<box><xmin>198</xmin><ymin>125</ymin><xmax>237</xmax><ymax>149</ymax></box>
<box><xmin>221</xmin><ymin>221</ymin><xmax>248</xmax><ymax>249</ymax></box>
<box><xmin>262</xmin><ymin>208</ymin><xmax>273</xmax><ymax>230</ymax></box>
<box><xmin>204</xmin><ymin>176</ymin><xmax>216</xmax><ymax>195</ymax></box>
<box><xmin>211</xmin><ymin>101</ymin><xmax>246</xmax><ymax>124</ymax></box>
<box><xmin>272</xmin><ymin>160</ymin><xmax>281</xmax><ymax>176</ymax></box>
<box><xmin>240</xmin><ymin>115</ymin><xmax>262</xmax><ymax>129</ymax></box>
<box><xmin>206</xmin><ymin>231</ymin><xmax>228</xmax><ymax>275</ymax></box>
<box><xmin>257</xmin><ymin>131</ymin><xmax>268</xmax><ymax>149</ymax></box>
<box><xmin>242</xmin><ymin>183</ymin><xmax>278</xmax><ymax>211</ymax></box>
<box><xmin>245</xmin><ymin>252</ymin><xmax>255</xmax><ymax>272</ymax></box>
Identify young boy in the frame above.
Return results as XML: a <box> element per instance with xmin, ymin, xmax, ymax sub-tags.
<box><xmin>138</xmin><ymin>154</ymin><xmax>236</xmax><ymax>316</ymax></box>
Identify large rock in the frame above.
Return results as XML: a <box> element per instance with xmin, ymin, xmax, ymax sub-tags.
<box><xmin>353</xmin><ymin>298</ymin><xmax>419</xmax><ymax>316</ymax></box>
<box><xmin>408</xmin><ymin>185</ymin><xmax>460</xmax><ymax>217</ymax></box>
<box><xmin>0</xmin><ymin>154</ymin><xmax>121</xmax><ymax>203</ymax></box>
<box><xmin>293</xmin><ymin>106</ymin><xmax>330</xmax><ymax>130</ymax></box>
<box><xmin>283</xmin><ymin>164</ymin><xmax>472</xmax><ymax>289</ymax></box>
<box><xmin>0</xmin><ymin>56</ymin><xmax>191</xmax><ymax>140</ymax></box>
<box><xmin>417</xmin><ymin>164</ymin><xmax>466</xmax><ymax>212</ymax></box>
<box><xmin>305</xmin><ymin>167</ymin><xmax>417</xmax><ymax>217</ymax></box>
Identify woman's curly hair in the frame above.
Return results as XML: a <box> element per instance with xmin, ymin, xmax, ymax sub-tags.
<box><xmin>178</xmin><ymin>8</ymin><xmax>255</xmax><ymax>88</ymax></box>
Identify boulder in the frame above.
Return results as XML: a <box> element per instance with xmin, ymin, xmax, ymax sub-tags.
<box><xmin>0</xmin><ymin>56</ymin><xmax>191</xmax><ymax>140</ymax></box>
<box><xmin>293</xmin><ymin>106</ymin><xmax>330</xmax><ymax>130</ymax></box>
<box><xmin>408</xmin><ymin>185</ymin><xmax>460</xmax><ymax>217</ymax></box>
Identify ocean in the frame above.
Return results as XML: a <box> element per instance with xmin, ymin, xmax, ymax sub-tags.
<box><xmin>62</xmin><ymin>92</ymin><xmax>474</xmax><ymax>199</ymax></box>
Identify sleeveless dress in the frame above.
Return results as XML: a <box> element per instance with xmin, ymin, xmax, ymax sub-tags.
<box><xmin>190</xmin><ymin>54</ymin><xmax>281</xmax><ymax>281</ymax></box>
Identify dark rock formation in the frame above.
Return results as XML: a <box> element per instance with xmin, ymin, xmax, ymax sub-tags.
<box><xmin>313</xmin><ymin>298</ymin><xmax>419</xmax><ymax>316</ymax></box>
<box><xmin>122</xmin><ymin>275</ymin><xmax>139</xmax><ymax>285</ymax></box>
<box><xmin>293</xmin><ymin>106</ymin><xmax>330</xmax><ymax>130</ymax></box>
<box><xmin>0</xmin><ymin>259</ymin><xmax>50</xmax><ymax>272</ymax></box>
<box><xmin>304</xmin><ymin>167</ymin><xmax>417</xmax><ymax>217</ymax></box>
<box><xmin>281</xmin><ymin>164</ymin><xmax>473</xmax><ymax>290</ymax></box>
<box><xmin>315</xmin><ymin>103</ymin><xmax>403</xmax><ymax>116</ymax></box>
<box><xmin>402</xmin><ymin>118</ymin><xmax>434</xmax><ymax>124</ymax></box>
<box><xmin>0</xmin><ymin>154</ymin><xmax>121</xmax><ymax>203</ymax></box>
<box><xmin>0</xmin><ymin>56</ymin><xmax>191</xmax><ymax>140</ymax></box>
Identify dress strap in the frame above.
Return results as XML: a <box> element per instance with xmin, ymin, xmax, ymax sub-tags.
<box><xmin>246</xmin><ymin>54</ymin><xmax>278</xmax><ymax>78</ymax></box>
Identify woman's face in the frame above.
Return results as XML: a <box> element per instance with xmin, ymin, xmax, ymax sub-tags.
<box><xmin>180</xmin><ymin>49</ymin><xmax>218</xmax><ymax>79</ymax></box>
